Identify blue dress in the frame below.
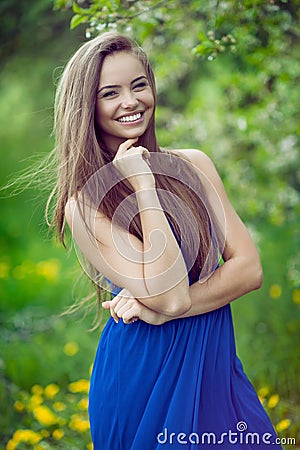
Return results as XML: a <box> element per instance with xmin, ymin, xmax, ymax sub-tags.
<box><xmin>88</xmin><ymin>289</ymin><xmax>281</xmax><ymax>449</ymax></box>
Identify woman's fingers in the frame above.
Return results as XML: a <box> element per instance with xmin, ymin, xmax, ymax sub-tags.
<box><xmin>114</xmin><ymin>298</ymin><xmax>137</xmax><ymax>321</ymax></box>
<box><xmin>128</xmin><ymin>146</ymin><xmax>150</xmax><ymax>159</ymax></box>
<box><xmin>122</xmin><ymin>303</ymin><xmax>140</xmax><ymax>324</ymax></box>
<box><xmin>110</xmin><ymin>295</ymin><xmax>127</xmax><ymax>323</ymax></box>
<box><xmin>114</xmin><ymin>298</ymin><xmax>141</xmax><ymax>324</ymax></box>
<box><xmin>114</xmin><ymin>299</ymin><xmax>134</xmax><ymax>317</ymax></box>
<box><xmin>102</xmin><ymin>292</ymin><xmax>134</xmax><ymax>323</ymax></box>
<box><xmin>111</xmin><ymin>305</ymin><xmax>120</xmax><ymax>323</ymax></box>
<box><xmin>102</xmin><ymin>289</ymin><xmax>141</xmax><ymax>324</ymax></box>
<box><xmin>103</xmin><ymin>294</ymin><xmax>164</xmax><ymax>326</ymax></box>
<box><xmin>115</xmin><ymin>137</ymin><xmax>150</xmax><ymax>161</ymax></box>
<box><xmin>117</xmin><ymin>138</ymin><xmax>138</xmax><ymax>155</ymax></box>
<box><xmin>112</xmin><ymin>140</ymin><xmax>154</xmax><ymax>191</ymax></box>
<box><xmin>119</xmin><ymin>300</ymin><xmax>141</xmax><ymax>324</ymax></box>
<box><xmin>102</xmin><ymin>300</ymin><xmax>119</xmax><ymax>323</ymax></box>
<box><xmin>102</xmin><ymin>296</ymin><xmax>123</xmax><ymax>323</ymax></box>
<box><xmin>123</xmin><ymin>314</ymin><xmax>139</xmax><ymax>324</ymax></box>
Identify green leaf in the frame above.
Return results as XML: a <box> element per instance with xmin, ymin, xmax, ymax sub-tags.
<box><xmin>70</xmin><ymin>14</ymin><xmax>87</xmax><ymax>30</ymax></box>
<box><xmin>198</xmin><ymin>30</ymin><xmax>207</xmax><ymax>42</ymax></box>
<box><xmin>72</xmin><ymin>2</ymin><xmax>89</xmax><ymax>15</ymax></box>
<box><xmin>53</xmin><ymin>0</ymin><xmax>68</xmax><ymax>9</ymax></box>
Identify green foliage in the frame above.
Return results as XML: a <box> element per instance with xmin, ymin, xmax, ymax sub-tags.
<box><xmin>1</xmin><ymin>0</ymin><xmax>300</xmax><ymax>448</ymax></box>
<box><xmin>0</xmin><ymin>0</ymin><xmax>75</xmax><ymax>65</ymax></box>
<box><xmin>55</xmin><ymin>1</ymin><xmax>300</xmax><ymax>235</ymax></box>
<box><xmin>6</xmin><ymin>378</ymin><xmax>93</xmax><ymax>449</ymax></box>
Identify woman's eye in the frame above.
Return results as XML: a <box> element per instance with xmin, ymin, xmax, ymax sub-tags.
<box><xmin>101</xmin><ymin>90</ymin><xmax>118</xmax><ymax>98</ymax></box>
<box><xmin>133</xmin><ymin>82</ymin><xmax>147</xmax><ymax>91</ymax></box>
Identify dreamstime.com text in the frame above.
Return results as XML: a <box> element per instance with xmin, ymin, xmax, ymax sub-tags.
<box><xmin>157</xmin><ymin>422</ymin><xmax>296</xmax><ymax>446</ymax></box>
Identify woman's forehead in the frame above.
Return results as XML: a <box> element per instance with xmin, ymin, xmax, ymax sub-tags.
<box><xmin>99</xmin><ymin>52</ymin><xmax>146</xmax><ymax>86</ymax></box>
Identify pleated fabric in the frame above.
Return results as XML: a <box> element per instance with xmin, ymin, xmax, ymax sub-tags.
<box><xmin>89</xmin><ymin>299</ymin><xmax>281</xmax><ymax>449</ymax></box>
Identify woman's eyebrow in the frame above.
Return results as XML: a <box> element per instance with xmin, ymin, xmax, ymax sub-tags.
<box><xmin>131</xmin><ymin>75</ymin><xmax>148</xmax><ymax>84</ymax></box>
<box><xmin>98</xmin><ymin>75</ymin><xmax>147</xmax><ymax>93</ymax></box>
<box><xmin>98</xmin><ymin>84</ymin><xmax>120</xmax><ymax>93</ymax></box>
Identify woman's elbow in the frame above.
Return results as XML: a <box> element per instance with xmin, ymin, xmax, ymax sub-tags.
<box><xmin>163</xmin><ymin>292</ymin><xmax>192</xmax><ymax>317</ymax></box>
<box><xmin>250</xmin><ymin>257</ymin><xmax>263</xmax><ymax>291</ymax></box>
<box><xmin>254</xmin><ymin>262</ymin><xmax>263</xmax><ymax>290</ymax></box>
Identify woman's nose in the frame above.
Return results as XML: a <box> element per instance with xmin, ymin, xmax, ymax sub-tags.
<box><xmin>121</xmin><ymin>91</ymin><xmax>139</xmax><ymax>109</ymax></box>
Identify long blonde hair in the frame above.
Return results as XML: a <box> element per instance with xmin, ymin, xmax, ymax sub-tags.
<box><xmin>50</xmin><ymin>31</ymin><xmax>222</xmax><ymax>304</ymax></box>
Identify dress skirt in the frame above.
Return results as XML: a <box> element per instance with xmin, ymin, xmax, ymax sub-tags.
<box><xmin>88</xmin><ymin>302</ymin><xmax>282</xmax><ymax>449</ymax></box>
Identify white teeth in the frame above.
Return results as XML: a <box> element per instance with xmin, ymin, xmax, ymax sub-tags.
<box><xmin>118</xmin><ymin>113</ymin><xmax>142</xmax><ymax>123</ymax></box>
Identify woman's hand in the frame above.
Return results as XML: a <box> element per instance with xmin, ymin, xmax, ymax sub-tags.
<box><xmin>102</xmin><ymin>288</ymin><xmax>166</xmax><ymax>326</ymax></box>
<box><xmin>112</xmin><ymin>138</ymin><xmax>155</xmax><ymax>191</ymax></box>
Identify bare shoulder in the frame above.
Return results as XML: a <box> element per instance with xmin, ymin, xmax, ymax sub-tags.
<box><xmin>64</xmin><ymin>194</ymin><xmax>142</xmax><ymax>253</ymax></box>
<box><xmin>169</xmin><ymin>148</ymin><xmax>214</xmax><ymax>167</ymax></box>
<box><xmin>168</xmin><ymin>148</ymin><xmax>221</xmax><ymax>185</ymax></box>
<box><xmin>65</xmin><ymin>195</ymin><xmax>108</xmax><ymax>227</ymax></box>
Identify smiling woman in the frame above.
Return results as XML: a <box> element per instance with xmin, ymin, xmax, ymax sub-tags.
<box><xmin>95</xmin><ymin>53</ymin><xmax>155</xmax><ymax>151</ymax></box>
<box><xmin>49</xmin><ymin>31</ymin><xmax>281</xmax><ymax>450</ymax></box>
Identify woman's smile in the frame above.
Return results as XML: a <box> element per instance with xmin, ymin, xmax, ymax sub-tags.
<box><xmin>116</xmin><ymin>111</ymin><xmax>144</xmax><ymax>124</ymax></box>
<box><xmin>95</xmin><ymin>52</ymin><xmax>155</xmax><ymax>150</ymax></box>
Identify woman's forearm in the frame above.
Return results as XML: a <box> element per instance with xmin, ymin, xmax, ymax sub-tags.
<box><xmin>107</xmin><ymin>256</ymin><xmax>262</xmax><ymax>326</ymax></box>
<box><xmin>135</xmin><ymin>188</ymin><xmax>191</xmax><ymax>316</ymax></box>
<box><xmin>162</xmin><ymin>255</ymin><xmax>263</xmax><ymax>321</ymax></box>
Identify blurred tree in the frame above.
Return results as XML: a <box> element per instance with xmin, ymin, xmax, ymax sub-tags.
<box><xmin>53</xmin><ymin>0</ymin><xmax>300</xmax><ymax>396</ymax></box>
<box><xmin>53</xmin><ymin>0</ymin><xmax>300</xmax><ymax>272</ymax></box>
<box><xmin>0</xmin><ymin>0</ymin><xmax>79</xmax><ymax>65</ymax></box>
<box><xmin>0</xmin><ymin>6</ymin><xmax>299</xmax><ymax>443</ymax></box>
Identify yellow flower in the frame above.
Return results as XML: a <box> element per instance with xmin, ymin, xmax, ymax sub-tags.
<box><xmin>267</xmin><ymin>394</ymin><xmax>279</xmax><ymax>409</ymax></box>
<box><xmin>292</xmin><ymin>289</ymin><xmax>300</xmax><ymax>305</ymax></box>
<box><xmin>86</xmin><ymin>442</ymin><xmax>94</xmax><ymax>450</ymax></box>
<box><xmin>6</xmin><ymin>440</ymin><xmax>16</xmax><ymax>450</ymax></box>
<box><xmin>13</xmin><ymin>429</ymin><xmax>42</xmax><ymax>444</ymax></box>
<box><xmin>52</xmin><ymin>429</ymin><xmax>64</xmax><ymax>440</ymax></box>
<box><xmin>44</xmin><ymin>384</ymin><xmax>60</xmax><ymax>399</ymax></box>
<box><xmin>33</xmin><ymin>405</ymin><xmax>59</xmax><ymax>427</ymax></box>
<box><xmin>68</xmin><ymin>379</ymin><xmax>90</xmax><ymax>394</ymax></box>
<box><xmin>269</xmin><ymin>284</ymin><xmax>282</xmax><ymax>299</ymax></box>
<box><xmin>31</xmin><ymin>385</ymin><xmax>44</xmax><ymax>395</ymax></box>
<box><xmin>276</xmin><ymin>419</ymin><xmax>291</xmax><ymax>432</ymax></box>
<box><xmin>36</xmin><ymin>259</ymin><xmax>61</xmax><ymax>282</ymax></box>
<box><xmin>78</xmin><ymin>397</ymin><xmax>89</xmax><ymax>410</ymax></box>
<box><xmin>14</xmin><ymin>400</ymin><xmax>25</xmax><ymax>412</ymax></box>
<box><xmin>28</xmin><ymin>394</ymin><xmax>43</xmax><ymax>410</ymax></box>
<box><xmin>258</xmin><ymin>386</ymin><xmax>269</xmax><ymax>398</ymax></box>
<box><xmin>64</xmin><ymin>341</ymin><xmax>79</xmax><ymax>356</ymax></box>
<box><xmin>69</xmin><ymin>414</ymin><xmax>90</xmax><ymax>433</ymax></box>
<box><xmin>53</xmin><ymin>401</ymin><xmax>66</xmax><ymax>412</ymax></box>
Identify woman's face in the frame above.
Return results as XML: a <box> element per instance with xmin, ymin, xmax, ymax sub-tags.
<box><xmin>95</xmin><ymin>52</ymin><xmax>155</xmax><ymax>151</ymax></box>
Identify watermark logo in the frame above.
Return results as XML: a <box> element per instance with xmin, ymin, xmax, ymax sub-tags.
<box><xmin>156</xmin><ymin>421</ymin><xmax>295</xmax><ymax>446</ymax></box>
<box><xmin>70</xmin><ymin>152</ymin><xmax>226</xmax><ymax>297</ymax></box>
<box><xmin>236</xmin><ymin>421</ymin><xmax>247</xmax><ymax>432</ymax></box>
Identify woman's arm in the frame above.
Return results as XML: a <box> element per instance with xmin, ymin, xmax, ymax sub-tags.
<box><xmin>168</xmin><ymin>148</ymin><xmax>263</xmax><ymax>318</ymax></box>
<box><xmin>65</xmin><ymin>139</ymin><xmax>191</xmax><ymax>317</ymax></box>
<box><xmin>134</xmin><ymin>187</ymin><xmax>191</xmax><ymax>315</ymax></box>
<box><xmin>108</xmin><ymin>149</ymin><xmax>262</xmax><ymax>324</ymax></box>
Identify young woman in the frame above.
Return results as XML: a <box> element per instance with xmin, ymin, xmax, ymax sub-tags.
<box><xmin>52</xmin><ymin>32</ymin><xmax>282</xmax><ymax>449</ymax></box>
